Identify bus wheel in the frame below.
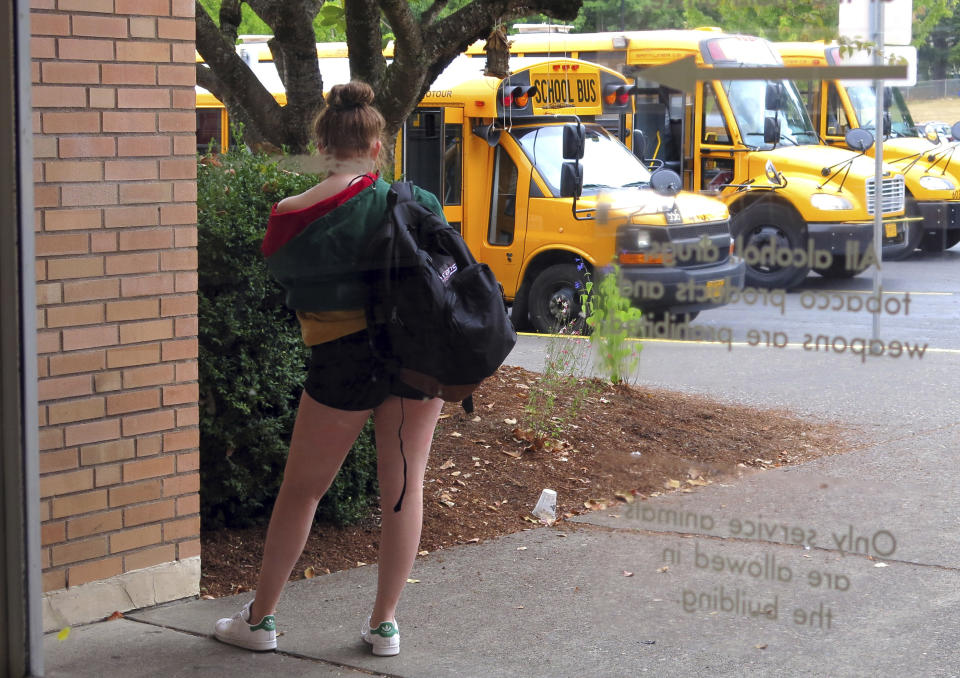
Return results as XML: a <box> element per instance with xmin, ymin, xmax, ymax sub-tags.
<box><xmin>528</xmin><ymin>263</ymin><xmax>589</xmax><ymax>334</ymax></box>
<box><xmin>883</xmin><ymin>195</ymin><xmax>922</xmax><ymax>261</ymax></box>
<box><xmin>732</xmin><ymin>203</ymin><xmax>810</xmax><ymax>289</ymax></box>
<box><xmin>509</xmin><ymin>279</ymin><xmax>533</xmax><ymax>332</ymax></box>
<box><xmin>919</xmin><ymin>228</ymin><xmax>960</xmax><ymax>252</ymax></box>
<box><xmin>813</xmin><ymin>256</ymin><xmax>867</xmax><ymax>278</ymax></box>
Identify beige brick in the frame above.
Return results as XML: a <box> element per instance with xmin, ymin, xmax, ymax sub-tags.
<box><xmin>37</xmin><ymin>330</ymin><xmax>61</xmax><ymax>354</ymax></box>
<box><xmin>172</xmin><ymin>134</ymin><xmax>195</xmax><ymax>154</ymax></box>
<box><xmin>60</xmin><ymin>183</ymin><xmax>118</xmax><ymax>207</ymax></box>
<box><xmin>119</xmin><ymin>318</ymin><xmax>173</xmax><ymax>345</ymax></box>
<box><xmin>137</xmin><ymin>435</ymin><xmax>162</xmax><ymax>457</ymax></box>
<box><xmin>159</xmin><ymin>295</ymin><xmax>196</xmax><ymax>317</ymax></box>
<box><xmin>51</xmin><ymin>537</ymin><xmax>108</xmax><ymax>567</ymax></box>
<box><xmin>107</xmin><ymin>343</ymin><xmax>161</xmax><ymax>369</ymax></box>
<box><xmin>34</xmin><ymin>185</ymin><xmax>59</xmax><ymax>209</ymax></box>
<box><xmin>45</xmin><ymin>208</ymin><xmax>102</xmax><ymax>232</ymax></box>
<box><xmin>46</xmin><ymin>303</ymin><xmax>104</xmax><ymax>329</ymax></box>
<box><xmin>64</xmin><ymin>418</ymin><xmax>120</xmax><ymax>447</ymax></box>
<box><xmin>116</xmin><ymin>0</ymin><xmax>170</xmax><ymax>15</ymax></box>
<box><xmin>48</xmin><ymin>397</ymin><xmax>105</xmax><ymax>426</ymax></box>
<box><xmin>110</xmin><ymin>524</ymin><xmax>161</xmax><ymax>553</ymax></box>
<box><xmin>31</xmin><ymin>12</ymin><xmax>70</xmax><ymax>35</ymax></box>
<box><xmin>40</xmin><ymin>468</ymin><xmax>94</xmax><ymax>497</ymax></box>
<box><xmin>95</xmin><ymin>463</ymin><xmax>122</xmax><ymax>487</ymax></box>
<box><xmin>33</xmin><ymin>135</ymin><xmax>58</xmax><ymax>158</ymax></box>
<box><xmin>106</xmin><ymin>388</ymin><xmax>160</xmax><ymax>415</ymax></box>
<box><xmin>162</xmin><ymin>383</ymin><xmax>197</xmax><ymax>406</ymax></box>
<box><xmin>157</xmin><ymin>65</ymin><xmax>194</xmax><ymax>87</ymax></box>
<box><xmin>72</xmin><ymin>15</ymin><xmax>128</xmax><ymax>39</ymax></box>
<box><xmin>32</xmin><ymin>35</ymin><xmax>56</xmax><ymax>59</ymax></box>
<box><xmin>43</xmin><ymin>160</ymin><xmax>103</xmax><ymax>183</ymax></box>
<box><xmin>91</xmin><ymin>232</ymin><xmax>117</xmax><ymax>252</ymax></box>
<box><xmin>158</xmin><ymin>111</ymin><xmax>194</xmax><ymax>132</ymax></box>
<box><xmin>117</xmin><ymin>88</ymin><xmax>171</xmax><ymax>109</ymax></box>
<box><xmin>174</xmin><ymin>316</ymin><xmax>197</xmax><ymax>337</ymax></box>
<box><xmin>123</xmin><ymin>455</ymin><xmax>174</xmax><ymax>482</ymax></box>
<box><xmin>174</xmin><ymin>272</ymin><xmax>197</xmax><ymax>294</ymax></box>
<box><xmin>176</xmin><ymin>493</ymin><xmax>199</xmax><ymax>516</ymax></box>
<box><xmin>59</xmin><ymin>0</ymin><xmax>113</xmax><ymax>12</ymax></box>
<box><xmin>42</xmin><ymin>521</ymin><xmax>66</xmax><ymax>546</ymax></box>
<box><xmin>171</xmin><ymin>0</ymin><xmax>194</xmax><ymax>17</ymax></box>
<box><xmin>119</xmin><ymin>228</ymin><xmax>174</xmax><ymax>251</ymax></box>
<box><xmin>50</xmin><ymin>489</ymin><xmax>107</xmax><ymax>519</ymax></box>
<box><xmin>158</xmin><ymin>157</ymin><xmax>195</xmax><ymax>180</ymax></box>
<box><xmin>32</xmin><ymin>85</ymin><xmax>86</xmax><ymax>108</ymax></box>
<box><xmin>57</xmin><ymin>38</ymin><xmax>114</xmax><ymax>61</ymax></box>
<box><xmin>175</xmin><ymin>361</ymin><xmax>197</xmax><ymax>382</ymax></box>
<box><xmin>106</xmin><ymin>298</ymin><xmax>159</xmax><ymax>322</ymax></box>
<box><xmin>61</xmin><ymin>324</ymin><xmax>117</xmax><ymax>351</ymax></box>
<box><xmin>160</xmin><ymin>337</ymin><xmax>196</xmax><ymax>361</ymax></box>
<box><xmin>62</xmin><ymin>279</ymin><xmax>117</xmax><ymax>304</ymax></box>
<box><xmin>42</xmin><ymin>111</ymin><xmax>101</xmax><ymax>135</ymax></box>
<box><xmin>173</xmin><ymin>226</ymin><xmax>197</xmax><ymax>247</ymax></box>
<box><xmin>162</xmin><ymin>429</ymin><xmax>197</xmax><ymax>453</ymax></box>
<box><xmin>39</xmin><ymin>449</ymin><xmax>79</xmax><ymax>474</ymax></box>
<box><xmin>43</xmin><ymin>569</ymin><xmax>66</xmax><ymax>593</ymax></box>
<box><xmin>176</xmin><ymin>406</ymin><xmax>198</xmax><ymax>427</ymax></box>
<box><xmin>41</xmin><ymin>62</ymin><xmax>100</xmax><ymax>84</ymax></box>
<box><xmin>94</xmin><ymin>371</ymin><xmax>122</xmax><ymax>393</ymax></box>
<box><xmin>171</xmin><ymin>89</ymin><xmax>194</xmax><ymax>110</ymax></box>
<box><xmin>177</xmin><ymin>539</ymin><xmax>200</xmax><ymax>561</ymax></box>
<box><xmin>160</xmin><ymin>203</ymin><xmax>196</xmax><ymax>225</ymax></box>
<box><xmin>120</xmin><ymin>273</ymin><xmax>174</xmax><ymax>298</ymax></box>
<box><xmin>36</xmin><ymin>283</ymin><xmax>62</xmax><ymax>306</ymax></box>
<box><xmin>162</xmin><ymin>472</ymin><xmax>199</xmax><ymax>497</ymax></box>
<box><xmin>122</xmin><ymin>409</ymin><xmax>175</xmax><ymax>436</ymax></box>
<box><xmin>109</xmin><ymin>479</ymin><xmax>163</xmax><ymax>507</ymax></box>
<box><xmin>68</xmin><ymin>556</ymin><xmax>123</xmax><ymax>587</ymax></box>
<box><xmin>105</xmin><ymin>205</ymin><xmax>159</xmax><ymax>228</ymax></box>
<box><xmin>80</xmin><ymin>439</ymin><xmax>135</xmax><ymax>466</ymax></box>
<box><xmin>124</xmin><ymin>499</ymin><xmax>175</xmax><ymax>526</ymax></box>
<box><xmin>59</xmin><ymin>137</ymin><xmax>116</xmax><ymax>159</ymax></box>
<box><xmin>176</xmin><ymin>451</ymin><xmax>199</xmax><ymax>474</ymax></box>
<box><xmin>38</xmin><ymin>374</ymin><xmax>91</xmax><ymax>401</ymax></box>
<box><xmin>117</xmin><ymin>136</ymin><xmax>171</xmax><ymax>157</ymax></box>
<box><xmin>125</xmin><ymin>544</ymin><xmax>176</xmax><ymax>571</ymax></box>
<box><xmin>102</xmin><ymin>110</ymin><xmax>156</xmax><ymax>132</ymax></box>
<box><xmin>47</xmin><ymin>256</ymin><xmax>104</xmax><ymax>280</ymax></box>
<box><xmin>36</xmin><ymin>233</ymin><xmax>88</xmax><ymax>257</ymax></box>
<box><xmin>38</xmin><ymin>427</ymin><xmax>64</xmax><ymax>451</ymax></box>
<box><xmin>119</xmin><ymin>182</ymin><xmax>172</xmax><ymax>205</ymax></box>
<box><xmin>164</xmin><ymin>515</ymin><xmax>199</xmax><ymax>541</ymax></box>
<box><xmin>129</xmin><ymin>17</ymin><xmax>156</xmax><ymax>38</ymax></box>
<box><xmin>115</xmin><ymin>41</ymin><xmax>170</xmax><ymax>63</ymax></box>
<box><xmin>49</xmin><ymin>349</ymin><xmax>105</xmax><ymax>376</ymax></box>
<box><xmin>105</xmin><ymin>252</ymin><xmax>159</xmax><ymax>276</ymax></box>
<box><xmin>89</xmin><ymin>88</ymin><xmax>116</xmax><ymax>108</ymax></box>
<box><xmin>67</xmin><ymin>510</ymin><xmax>123</xmax><ymax>539</ymax></box>
<box><xmin>156</xmin><ymin>17</ymin><xmax>193</xmax><ymax>40</ymax></box>
<box><xmin>122</xmin><ymin>363</ymin><xmax>174</xmax><ymax>388</ymax></box>
<box><xmin>104</xmin><ymin>159</ymin><xmax>158</xmax><ymax>181</ymax></box>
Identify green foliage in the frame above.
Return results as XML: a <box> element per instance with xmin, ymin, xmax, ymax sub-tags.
<box><xmin>198</xmin><ymin>141</ymin><xmax>378</xmax><ymax>528</ymax></box>
<box><xmin>196</xmin><ymin>0</ymin><xmax>347</xmax><ymax>42</ymax></box>
<box><xmin>583</xmin><ymin>265</ymin><xmax>643</xmax><ymax>385</ymax></box>
<box><xmin>523</xmin><ymin>328</ymin><xmax>596</xmax><ymax>442</ymax></box>
<box><xmin>573</xmin><ymin>0</ymin><xmax>683</xmax><ymax>32</ymax></box>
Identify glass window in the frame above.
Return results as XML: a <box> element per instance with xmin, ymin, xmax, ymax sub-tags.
<box><xmin>701</xmin><ymin>82</ymin><xmax>731</xmax><ymax>144</ymax></box>
<box><xmin>724</xmin><ymin>79</ymin><xmax>819</xmax><ymax>148</ymax></box>
<box><xmin>443</xmin><ymin>124</ymin><xmax>462</xmax><ymax>205</ymax></box>
<box><xmin>197</xmin><ymin>109</ymin><xmax>223</xmax><ymax>154</ymax></box>
<box><xmin>488</xmin><ymin>146</ymin><xmax>519</xmax><ymax>246</ymax></box>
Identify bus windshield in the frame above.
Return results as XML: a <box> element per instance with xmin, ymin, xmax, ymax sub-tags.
<box><xmin>513</xmin><ymin>124</ymin><xmax>652</xmax><ymax>195</ymax></box>
<box><xmin>724</xmin><ymin>79</ymin><xmax>820</xmax><ymax>148</ymax></box>
<box><xmin>845</xmin><ymin>85</ymin><xmax>919</xmax><ymax>138</ymax></box>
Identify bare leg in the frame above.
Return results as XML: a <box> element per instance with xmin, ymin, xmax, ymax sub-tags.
<box><xmin>249</xmin><ymin>391</ymin><xmax>371</xmax><ymax>622</ymax></box>
<box><xmin>370</xmin><ymin>396</ymin><xmax>444</xmax><ymax>625</ymax></box>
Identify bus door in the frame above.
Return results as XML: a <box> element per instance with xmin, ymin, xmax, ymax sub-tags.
<box><xmin>402</xmin><ymin>107</ymin><xmax>465</xmax><ymax>231</ymax></box>
<box><xmin>696</xmin><ymin>81</ymin><xmax>737</xmax><ymax>193</ymax></box>
<box><xmin>823</xmin><ymin>81</ymin><xmax>853</xmax><ymax>149</ymax></box>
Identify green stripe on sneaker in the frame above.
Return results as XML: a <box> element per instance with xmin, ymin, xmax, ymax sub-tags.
<box><xmin>372</xmin><ymin>622</ymin><xmax>397</xmax><ymax>638</ymax></box>
<box><xmin>250</xmin><ymin>616</ymin><xmax>276</xmax><ymax>632</ymax></box>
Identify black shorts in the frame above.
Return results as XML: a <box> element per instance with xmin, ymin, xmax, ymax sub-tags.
<box><xmin>303</xmin><ymin>330</ymin><xmax>429</xmax><ymax>411</ymax></box>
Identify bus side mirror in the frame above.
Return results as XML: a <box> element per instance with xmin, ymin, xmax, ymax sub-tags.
<box><xmin>882</xmin><ymin>112</ymin><xmax>892</xmax><ymax>137</ymax></box>
<box><xmin>763</xmin><ymin>116</ymin><xmax>781</xmax><ymax>145</ymax></box>
<box><xmin>650</xmin><ymin>168</ymin><xmax>681</xmax><ymax>196</ymax></box>
<box><xmin>560</xmin><ymin>162</ymin><xmax>583</xmax><ymax>198</ymax></box>
<box><xmin>632</xmin><ymin>128</ymin><xmax>647</xmax><ymax>161</ymax></box>
<box><xmin>951</xmin><ymin>121</ymin><xmax>960</xmax><ymax>141</ymax></box>
<box><xmin>472</xmin><ymin>123</ymin><xmax>501</xmax><ymax>147</ymax></box>
<box><xmin>845</xmin><ymin>128</ymin><xmax>874</xmax><ymax>152</ymax></box>
<box><xmin>765</xmin><ymin>82</ymin><xmax>783</xmax><ymax>111</ymax></box>
<box><xmin>563</xmin><ymin>122</ymin><xmax>585</xmax><ymax>160</ymax></box>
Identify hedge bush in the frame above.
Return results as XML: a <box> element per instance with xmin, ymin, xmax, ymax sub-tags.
<box><xmin>198</xmin><ymin>144</ymin><xmax>379</xmax><ymax>528</ymax></box>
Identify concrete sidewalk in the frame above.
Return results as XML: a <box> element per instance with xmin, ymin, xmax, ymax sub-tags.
<box><xmin>44</xmin><ymin>338</ymin><xmax>960</xmax><ymax>677</ymax></box>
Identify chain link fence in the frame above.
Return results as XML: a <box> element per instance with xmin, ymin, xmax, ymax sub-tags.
<box><xmin>902</xmin><ymin>79</ymin><xmax>960</xmax><ymax>101</ymax></box>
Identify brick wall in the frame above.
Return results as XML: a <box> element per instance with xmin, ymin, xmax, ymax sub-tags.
<box><xmin>31</xmin><ymin>0</ymin><xmax>200</xmax><ymax>596</ymax></box>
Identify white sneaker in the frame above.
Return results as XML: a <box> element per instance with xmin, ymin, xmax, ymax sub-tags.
<box><xmin>214</xmin><ymin>600</ymin><xmax>277</xmax><ymax>651</ymax></box>
<box><xmin>361</xmin><ymin>615</ymin><xmax>400</xmax><ymax>656</ymax></box>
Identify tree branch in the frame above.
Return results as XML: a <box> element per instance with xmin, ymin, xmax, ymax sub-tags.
<box><xmin>422</xmin><ymin>0</ymin><xmax>449</xmax><ymax>26</ymax></box>
<box><xmin>218</xmin><ymin>0</ymin><xmax>242</xmax><ymax>45</ymax></box>
<box><xmin>345</xmin><ymin>0</ymin><xmax>386</xmax><ymax>89</ymax></box>
<box><xmin>379</xmin><ymin>0</ymin><xmax>423</xmax><ymax>55</ymax></box>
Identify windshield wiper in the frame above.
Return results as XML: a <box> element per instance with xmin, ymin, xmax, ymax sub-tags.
<box><xmin>621</xmin><ymin>180</ymin><xmax>651</xmax><ymax>188</ymax></box>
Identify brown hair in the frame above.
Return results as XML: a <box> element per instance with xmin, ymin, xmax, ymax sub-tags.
<box><xmin>313</xmin><ymin>81</ymin><xmax>385</xmax><ymax>160</ymax></box>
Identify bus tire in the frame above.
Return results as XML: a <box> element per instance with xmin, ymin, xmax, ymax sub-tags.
<box><xmin>813</xmin><ymin>256</ymin><xmax>867</xmax><ymax>278</ymax></box>
<box><xmin>883</xmin><ymin>194</ymin><xmax>922</xmax><ymax>262</ymax></box>
<box><xmin>509</xmin><ymin>279</ymin><xmax>533</xmax><ymax>332</ymax></box>
<box><xmin>528</xmin><ymin>263</ymin><xmax>589</xmax><ymax>334</ymax></box>
<box><xmin>732</xmin><ymin>202</ymin><xmax>810</xmax><ymax>289</ymax></box>
<box><xmin>919</xmin><ymin>227</ymin><xmax>960</xmax><ymax>252</ymax></box>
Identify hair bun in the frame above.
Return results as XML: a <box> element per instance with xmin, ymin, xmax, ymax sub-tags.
<box><xmin>327</xmin><ymin>81</ymin><xmax>375</xmax><ymax>111</ymax></box>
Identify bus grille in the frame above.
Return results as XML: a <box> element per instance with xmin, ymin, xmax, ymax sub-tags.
<box><xmin>865</xmin><ymin>175</ymin><xmax>904</xmax><ymax>215</ymax></box>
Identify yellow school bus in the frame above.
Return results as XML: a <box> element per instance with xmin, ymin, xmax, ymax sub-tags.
<box><xmin>197</xmin><ymin>53</ymin><xmax>745</xmax><ymax>332</ymax></box>
<box><xmin>464</xmin><ymin>28</ymin><xmax>909</xmax><ymax>289</ymax></box>
<box><xmin>777</xmin><ymin>41</ymin><xmax>960</xmax><ymax>255</ymax></box>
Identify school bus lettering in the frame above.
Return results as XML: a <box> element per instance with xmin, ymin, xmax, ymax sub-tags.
<box><xmin>532</xmin><ymin>76</ymin><xmax>597</xmax><ymax>107</ymax></box>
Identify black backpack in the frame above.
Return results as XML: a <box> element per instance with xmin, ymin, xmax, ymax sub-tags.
<box><xmin>364</xmin><ymin>181</ymin><xmax>517</xmax><ymax>412</ymax></box>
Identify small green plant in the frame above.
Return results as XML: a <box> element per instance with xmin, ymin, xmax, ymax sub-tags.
<box><xmin>583</xmin><ymin>265</ymin><xmax>644</xmax><ymax>385</ymax></box>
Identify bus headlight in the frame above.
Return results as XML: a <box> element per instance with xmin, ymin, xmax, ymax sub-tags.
<box><xmin>810</xmin><ymin>193</ymin><xmax>853</xmax><ymax>211</ymax></box>
<box><xmin>919</xmin><ymin>175</ymin><xmax>956</xmax><ymax>192</ymax></box>
<box><xmin>634</xmin><ymin>229</ymin><xmax>652</xmax><ymax>249</ymax></box>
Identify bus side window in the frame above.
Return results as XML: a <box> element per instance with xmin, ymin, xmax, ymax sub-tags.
<box><xmin>197</xmin><ymin>109</ymin><xmax>223</xmax><ymax>154</ymax></box>
<box><xmin>701</xmin><ymin>83</ymin><xmax>731</xmax><ymax>145</ymax></box>
<box><xmin>443</xmin><ymin>123</ymin><xmax>462</xmax><ymax>206</ymax></box>
<box><xmin>826</xmin><ymin>83</ymin><xmax>849</xmax><ymax>137</ymax></box>
<box><xmin>488</xmin><ymin>146</ymin><xmax>518</xmax><ymax>246</ymax></box>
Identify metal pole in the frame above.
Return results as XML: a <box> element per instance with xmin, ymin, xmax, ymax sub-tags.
<box><xmin>871</xmin><ymin>0</ymin><xmax>884</xmax><ymax>346</ymax></box>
